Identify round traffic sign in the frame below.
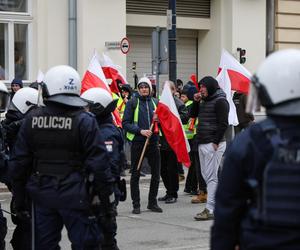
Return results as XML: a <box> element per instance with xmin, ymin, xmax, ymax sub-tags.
<box><xmin>120</xmin><ymin>37</ymin><xmax>130</xmax><ymax>54</ymax></box>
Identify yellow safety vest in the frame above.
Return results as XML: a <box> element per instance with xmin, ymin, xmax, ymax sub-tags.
<box><xmin>126</xmin><ymin>98</ymin><xmax>157</xmax><ymax>141</ymax></box>
<box><xmin>183</xmin><ymin>100</ymin><xmax>198</xmax><ymax>140</ymax></box>
<box><xmin>117</xmin><ymin>97</ymin><xmax>126</xmax><ymax>119</ymax></box>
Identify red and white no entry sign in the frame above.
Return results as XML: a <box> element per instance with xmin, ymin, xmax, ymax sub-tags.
<box><xmin>120</xmin><ymin>37</ymin><xmax>130</xmax><ymax>54</ymax></box>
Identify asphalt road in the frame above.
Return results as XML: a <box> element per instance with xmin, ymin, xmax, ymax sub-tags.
<box><xmin>1</xmin><ymin>174</ymin><xmax>212</xmax><ymax>250</ymax></box>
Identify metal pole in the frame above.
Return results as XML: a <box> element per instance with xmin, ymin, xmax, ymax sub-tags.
<box><xmin>155</xmin><ymin>26</ymin><xmax>160</xmax><ymax>98</ymax></box>
<box><xmin>168</xmin><ymin>0</ymin><xmax>177</xmax><ymax>83</ymax></box>
<box><xmin>69</xmin><ymin>0</ymin><xmax>77</xmax><ymax>69</ymax></box>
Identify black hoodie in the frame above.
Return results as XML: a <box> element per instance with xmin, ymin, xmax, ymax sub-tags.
<box><xmin>191</xmin><ymin>76</ymin><xmax>229</xmax><ymax>145</ymax></box>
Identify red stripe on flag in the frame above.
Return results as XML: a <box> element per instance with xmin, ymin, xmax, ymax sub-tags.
<box><xmin>81</xmin><ymin>70</ymin><xmax>110</xmax><ymax>94</ymax></box>
<box><xmin>227</xmin><ymin>69</ymin><xmax>250</xmax><ymax>94</ymax></box>
<box><xmin>102</xmin><ymin>66</ymin><xmax>123</xmax><ymax>94</ymax></box>
<box><xmin>156</xmin><ymin>103</ymin><xmax>191</xmax><ymax>167</ymax></box>
<box><xmin>218</xmin><ymin>68</ymin><xmax>250</xmax><ymax>94</ymax></box>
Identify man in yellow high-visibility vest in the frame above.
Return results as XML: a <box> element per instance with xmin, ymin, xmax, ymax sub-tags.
<box><xmin>122</xmin><ymin>77</ymin><xmax>162</xmax><ymax>215</ymax></box>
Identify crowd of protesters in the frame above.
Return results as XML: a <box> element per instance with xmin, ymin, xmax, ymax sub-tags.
<box><xmin>0</xmin><ymin>70</ymin><xmax>255</xmax><ymax>249</ymax></box>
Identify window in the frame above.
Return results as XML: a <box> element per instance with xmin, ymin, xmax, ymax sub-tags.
<box><xmin>0</xmin><ymin>0</ymin><xmax>31</xmax><ymax>81</ymax></box>
<box><xmin>14</xmin><ymin>23</ymin><xmax>27</xmax><ymax>79</ymax></box>
<box><xmin>0</xmin><ymin>0</ymin><xmax>27</xmax><ymax>13</ymax></box>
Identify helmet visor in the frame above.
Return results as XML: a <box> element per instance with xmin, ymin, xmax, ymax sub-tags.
<box><xmin>246</xmin><ymin>82</ymin><xmax>261</xmax><ymax>114</ymax></box>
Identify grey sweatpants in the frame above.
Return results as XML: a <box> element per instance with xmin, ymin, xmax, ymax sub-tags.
<box><xmin>198</xmin><ymin>142</ymin><xmax>226</xmax><ymax>212</ymax></box>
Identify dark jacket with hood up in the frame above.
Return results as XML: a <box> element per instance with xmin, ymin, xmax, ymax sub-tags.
<box><xmin>190</xmin><ymin>76</ymin><xmax>229</xmax><ymax>145</ymax></box>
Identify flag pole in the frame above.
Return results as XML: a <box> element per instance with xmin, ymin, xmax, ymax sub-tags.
<box><xmin>137</xmin><ymin>123</ymin><xmax>154</xmax><ymax>171</ymax></box>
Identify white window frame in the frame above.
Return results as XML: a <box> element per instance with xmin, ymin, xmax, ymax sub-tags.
<box><xmin>0</xmin><ymin>0</ymin><xmax>33</xmax><ymax>83</ymax></box>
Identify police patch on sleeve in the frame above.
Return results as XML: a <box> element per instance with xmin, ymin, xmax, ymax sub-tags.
<box><xmin>105</xmin><ymin>141</ymin><xmax>113</xmax><ymax>152</ymax></box>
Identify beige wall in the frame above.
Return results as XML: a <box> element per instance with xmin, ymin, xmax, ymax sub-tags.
<box><xmin>31</xmin><ymin>0</ymin><xmax>267</xmax><ymax>81</ymax></box>
<box><xmin>198</xmin><ymin>0</ymin><xmax>266</xmax><ymax>77</ymax></box>
<box><xmin>34</xmin><ymin>0</ymin><xmax>69</xmax><ymax>75</ymax></box>
<box><xmin>77</xmin><ymin>0</ymin><xmax>126</xmax><ymax>76</ymax></box>
<box><xmin>33</xmin><ymin>0</ymin><xmax>127</xmax><ymax>78</ymax></box>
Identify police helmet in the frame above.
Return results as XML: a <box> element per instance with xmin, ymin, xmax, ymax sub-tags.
<box><xmin>0</xmin><ymin>81</ymin><xmax>9</xmax><ymax>112</ymax></box>
<box><xmin>10</xmin><ymin>87</ymin><xmax>38</xmax><ymax>114</ymax></box>
<box><xmin>248</xmin><ymin>49</ymin><xmax>300</xmax><ymax>116</ymax></box>
<box><xmin>81</xmin><ymin>87</ymin><xmax>117</xmax><ymax>117</ymax></box>
<box><xmin>43</xmin><ymin>65</ymin><xmax>87</xmax><ymax>107</ymax></box>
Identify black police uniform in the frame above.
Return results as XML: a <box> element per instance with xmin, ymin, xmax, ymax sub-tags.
<box><xmin>2</xmin><ymin>109</ymin><xmax>31</xmax><ymax>250</ymax></box>
<box><xmin>10</xmin><ymin>103</ymin><xmax>114</xmax><ymax>250</ymax></box>
<box><xmin>0</xmin><ymin>123</ymin><xmax>8</xmax><ymax>250</ymax></box>
<box><xmin>96</xmin><ymin>114</ymin><xmax>124</xmax><ymax>250</ymax></box>
<box><xmin>211</xmin><ymin>116</ymin><xmax>300</xmax><ymax>250</ymax></box>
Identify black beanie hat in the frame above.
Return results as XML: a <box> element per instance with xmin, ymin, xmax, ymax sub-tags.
<box><xmin>198</xmin><ymin>76</ymin><xmax>219</xmax><ymax>96</ymax></box>
<box><xmin>11</xmin><ymin>78</ymin><xmax>23</xmax><ymax>88</ymax></box>
<box><xmin>187</xmin><ymin>85</ymin><xmax>198</xmax><ymax>100</ymax></box>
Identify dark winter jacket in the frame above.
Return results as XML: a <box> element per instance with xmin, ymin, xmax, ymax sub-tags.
<box><xmin>96</xmin><ymin>115</ymin><xmax>124</xmax><ymax>179</ymax></box>
<box><xmin>212</xmin><ymin>116</ymin><xmax>300</xmax><ymax>250</ymax></box>
<box><xmin>1</xmin><ymin>110</ymin><xmax>25</xmax><ymax>153</ymax></box>
<box><xmin>122</xmin><ymin>94</ymin><xmax>158</xmax><ymax>144</ymax></box>
<box><xmin>191</xmin><ymin>88</ymin><xmax>229</xmax><ymax>144</ymax></box>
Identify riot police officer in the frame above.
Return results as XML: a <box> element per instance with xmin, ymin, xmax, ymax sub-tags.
<box><xmin>81</xmin><ymin>87</ymin><xmax>125</xmax><ymax>250</ymax></box>
<box><xmin>2</xmin><ymin>87</ymin><xmax>38</xmax><ymax>250</ymax></box>
<box><xmin>10</xmin><ymin>65</ymin><xmax>114</xmax><ymax>249</ymax></box>
<box><xmin>0</xmin><ymin>81</ymin><xmax>10</xmax><ymax>250</ymax></box>
<box><xmin>211</xmin><ymin>49</ymin><xmax>300</xmax><ymax>249</ymax></box>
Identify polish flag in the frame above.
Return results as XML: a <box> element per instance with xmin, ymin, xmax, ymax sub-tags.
<box><xmin>100</xmin><ymin>54</ymin><xmax>128</xmax><ymax>94</ymax></box>
<box><xmin>81</xmin><ymin>53</ymin><xmax>110</xmax><ymax>94</ymax></box>
<box><xmin>218</xmin><ymin>49</ymin><xmax>251</xmax><ymax>94</ymax></box>
<box><xmin>81</xmin><ymin>53</ymin><xmax>122</xmax><ymax>127</ymax></box>
<box><xmin>156</xmin><ymin>82</ymin><xmax>191</xmax><ymax>167</ymax></box>
<box><xmin>216</xmin><ymin>68</ymin><xmax>239</xmax><ymax>126</ymax></box>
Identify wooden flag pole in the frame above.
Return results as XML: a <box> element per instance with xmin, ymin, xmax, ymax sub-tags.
<box><xmin>137</xmin><ymin>123</ymin><xmax>154</xmax><ymax>171</ymax></box>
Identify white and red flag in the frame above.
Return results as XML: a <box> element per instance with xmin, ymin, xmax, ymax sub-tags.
<box><xmin>81</xmin><ymin>52</ymin><xmax>122</xmax><ymax>126</ymax></box>
<box><xmin>81</xmin><ymin>53</ymin><xmax>110</xmax><ymax>94</ymax></box>
<box><xmin>156</xmin><ymin>82</ymin><xmax>191</xmax><ymax>167</ymax></box>
<box><xmin>100</xmin><ymin>54</ymin><xmax>128</xmax><ymax>94</ymax></box>
<box><xmin>216</xmin><ymin>68</ymin><xmax>239</xmax><ymax>126</ymax></box>
<box><xmin>218</xmin><ymin>49</ymin><xmax>251</xmax><ymax>94</ymax></box>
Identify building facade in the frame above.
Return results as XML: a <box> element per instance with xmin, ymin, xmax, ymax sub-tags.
<box><xmin>0</xmin><ymin>0</ymin><xmax>298</xmax><ymax>89</ymax></box>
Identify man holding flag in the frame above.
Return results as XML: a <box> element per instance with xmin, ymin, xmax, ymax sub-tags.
<box><xmin>122</xmin><ymin>77</ymin><xmax>162</xmax><ymax>215</ymax></box>
<box><xmin>158</xmin><ymin>81</ymin><xmax>189</xmax><ymax>204</ymax></box>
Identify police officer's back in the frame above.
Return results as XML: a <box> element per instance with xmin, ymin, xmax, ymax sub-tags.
<box><xmin>10</xmin><ymin>65</ymin><xmax>114</xmax><ymax>249</ymax></box>
<box><xmin>81</xmin><ymin>87</ymin><xmax>124</xmax><ymax>250</ymax></box>
<box><xmin>0</xmin><ymin>81</ymin><xmax>10</xmax><ymax>250</ymax></box>
<box><xmin>211</xmin><ymin>49</ymin><xmax>300</xmax><ymax>250</ymax></box>
<box><xmin>3</xmin><ymin>87</ymin><xmax>38</xmax><ymax>250</ymax></box>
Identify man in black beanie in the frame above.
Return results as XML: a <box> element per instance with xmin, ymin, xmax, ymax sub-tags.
<box><xmin>190</xmin><ymin>76</ymin><xmax>229</xmax><ymax>220</ymax></box>
<box><xmin>10</xmin><ymin>78</ymin><xmax>23</xmax><ymax>99</ymax></box>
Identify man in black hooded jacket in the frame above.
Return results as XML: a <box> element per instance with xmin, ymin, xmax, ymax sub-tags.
<box><xmin>190</xmin><ymin>76</ymin><xmax>229</xmax><ymax>221</ymax></box>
